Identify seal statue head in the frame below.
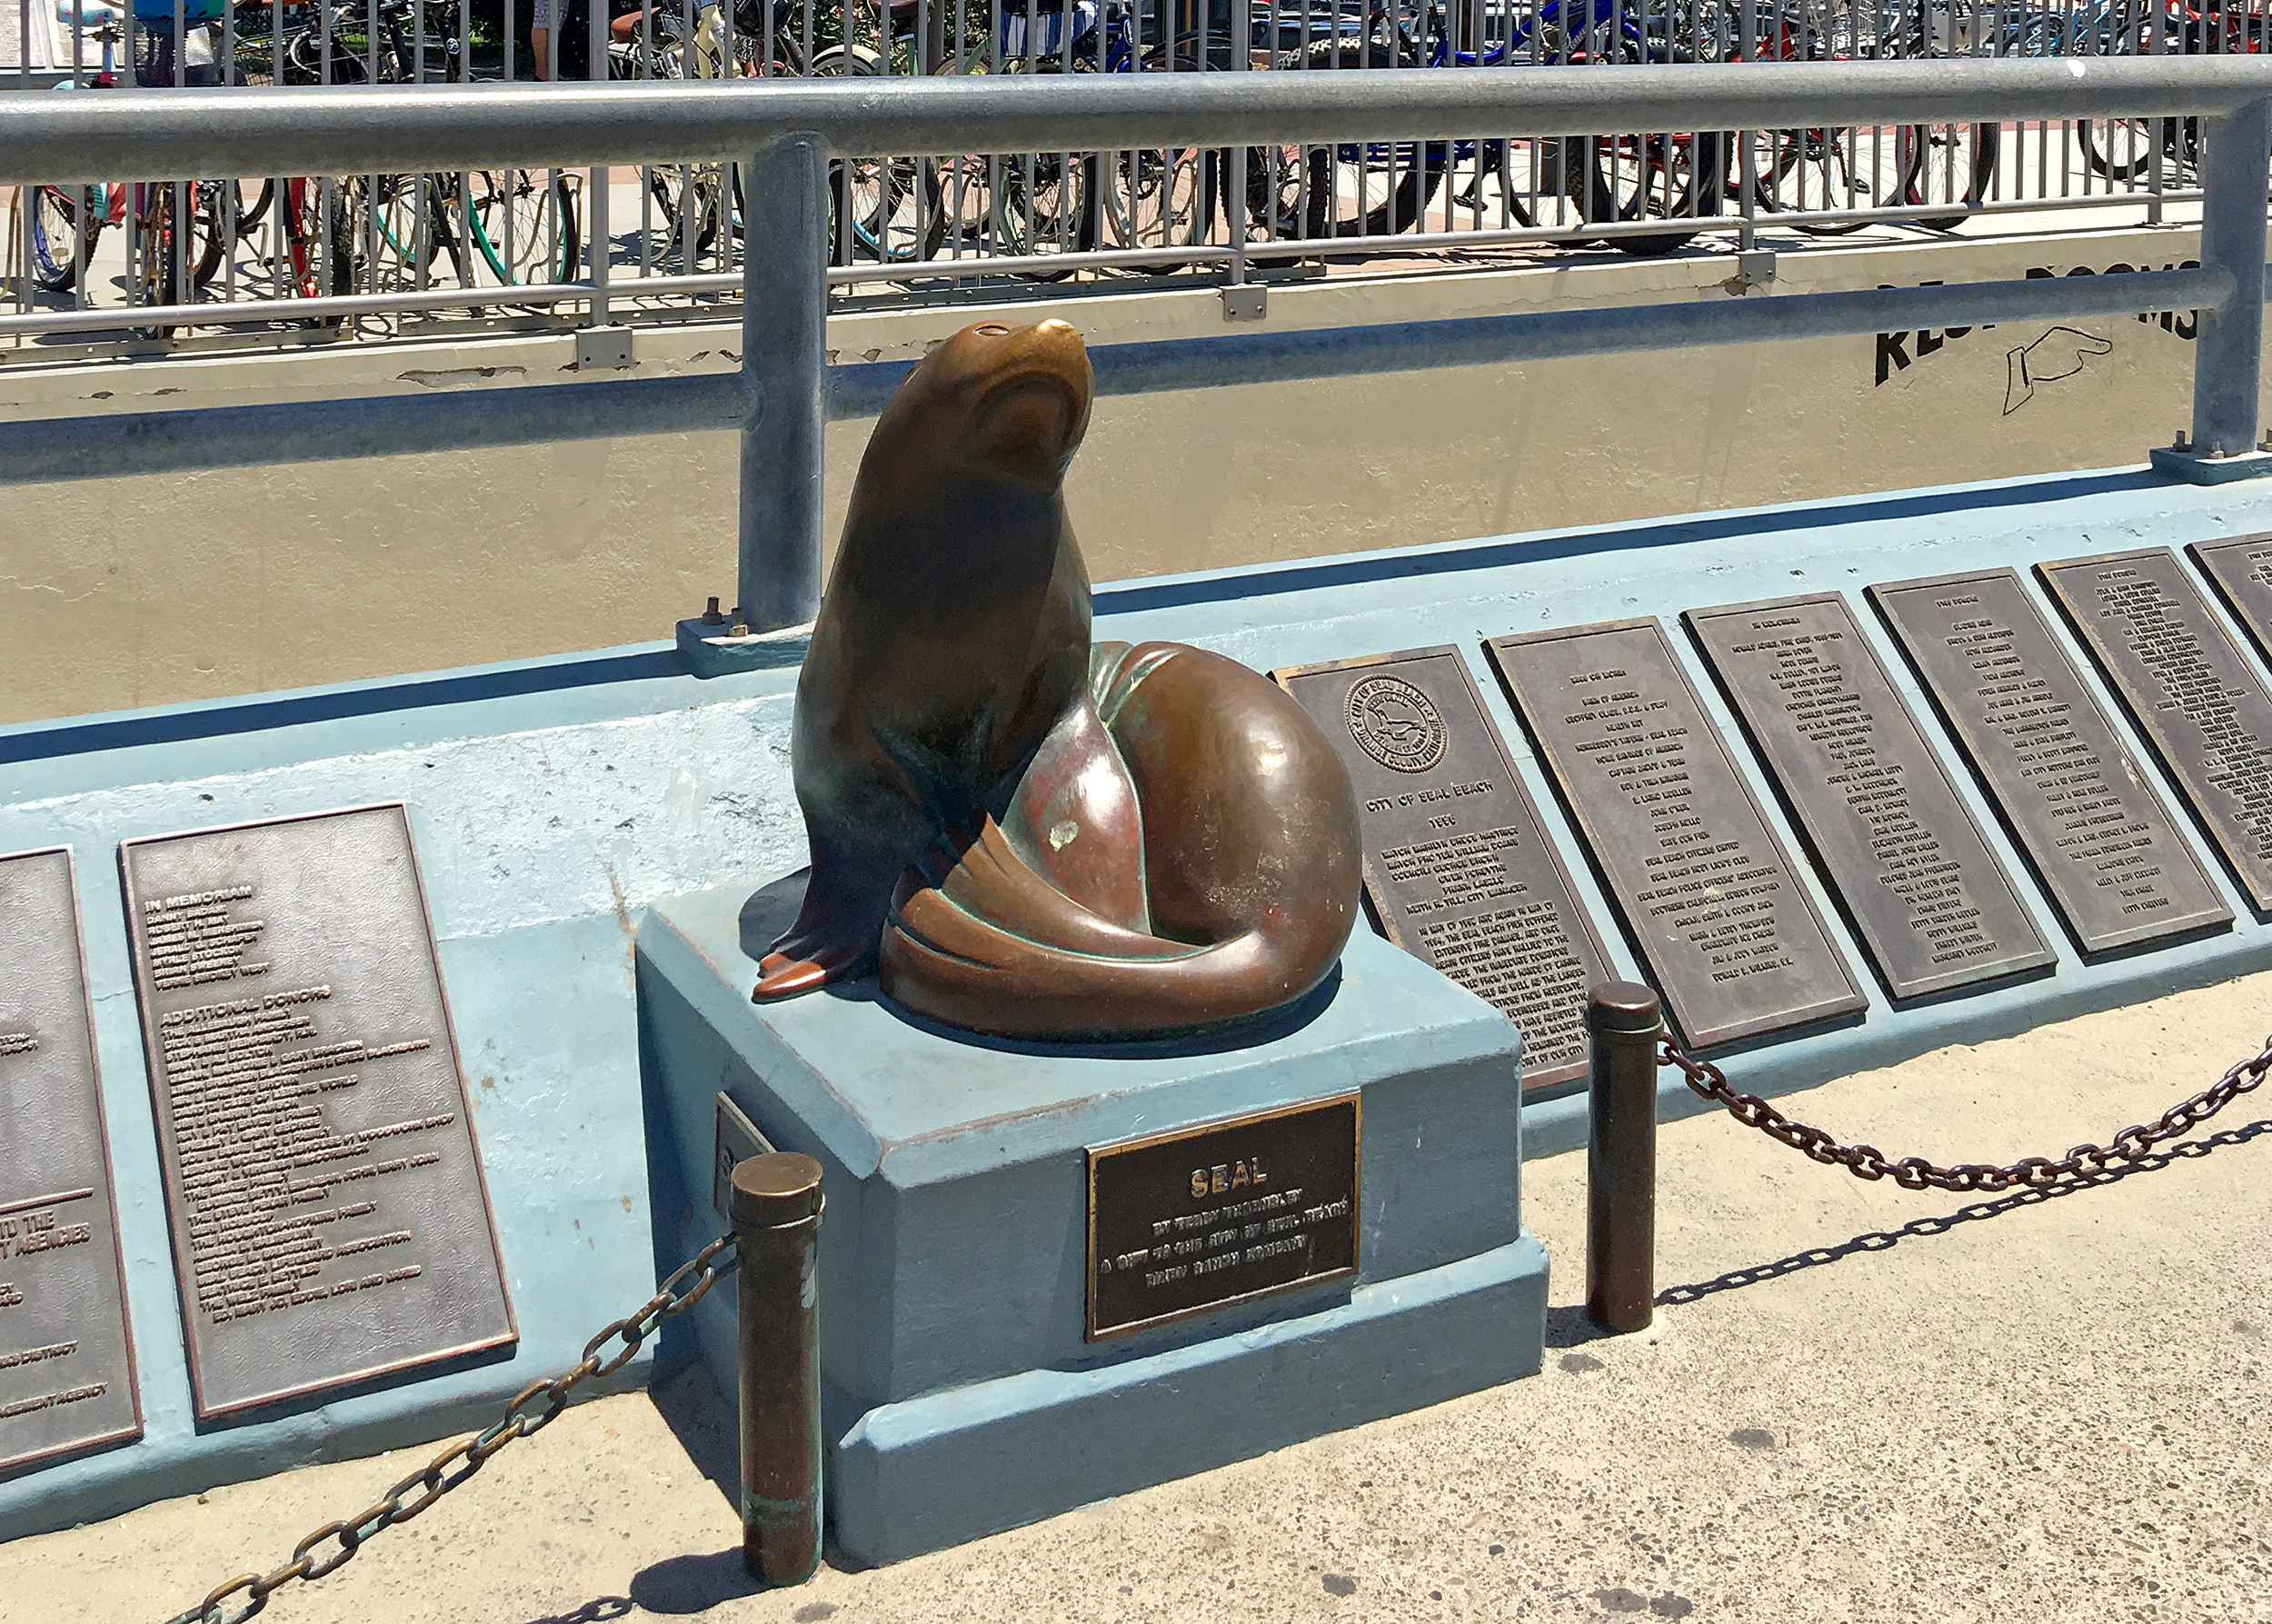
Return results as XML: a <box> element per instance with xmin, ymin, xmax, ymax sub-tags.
<box><xmin>752</xmin><ymin>317</ymin><xmax>1362</xmax><ymax>1041</ymax></box>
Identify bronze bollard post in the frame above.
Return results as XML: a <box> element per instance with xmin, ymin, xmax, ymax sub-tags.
<box><xmin>732</xmin><ymin>1152</ymin><xmax>825</xmax><ymax>1584</ymax></box>
<box><xmin>1586</xmin><ymin>981</ymin><xmax>1662</xmax><ymax>1334</ymax></box>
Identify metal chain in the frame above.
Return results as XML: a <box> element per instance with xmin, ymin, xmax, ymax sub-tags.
<box><xmin>162</xmin><ymin>1235</ymin><xmax>742</xmax><ymax>1624</ymax></box>
<box><xmin>1660</xmin><ymin>1031</ymin><xmax>2272</xmax><ymax>1194</ymax></box>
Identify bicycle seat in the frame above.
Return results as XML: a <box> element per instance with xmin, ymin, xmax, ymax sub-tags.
<box><xmin>56</xmin><ymin>0</ymin><xmax>124</xmax><ymax>23</ymax></box>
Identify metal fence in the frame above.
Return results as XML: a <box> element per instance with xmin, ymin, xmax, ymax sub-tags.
<box><xmin>2</xmin><ymin>0</ymin><xmax>2263</xmax><ymax>351</ymax></box>
<box><xmin>11</xmin><ymin>56</ymin><xmax>2264</xmax><ymax>633</ymax></box>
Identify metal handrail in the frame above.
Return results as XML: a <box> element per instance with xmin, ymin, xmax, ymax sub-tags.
<box><xmin>4</xmin><ymin>57</ymin><xmax>2267</xmax><ymax>642</ymax></box>
<box><xmin>7</xmin><ymin>56</ymin><xmax>2272</xmax><ymax>184</ymax></box>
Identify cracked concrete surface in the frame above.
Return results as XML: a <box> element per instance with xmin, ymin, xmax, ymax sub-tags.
<box><xmin>3</xmin><ymin>969</ymin><xmax>2267</xmax><ymax>1624</ymax></box>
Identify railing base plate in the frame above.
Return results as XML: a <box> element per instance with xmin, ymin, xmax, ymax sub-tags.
<box><xmin>2150</xmin><ymin>445</ymin><xmax>2272</xmax><ymax>485</ymax></box>
<box><xmin>677</xmin><ymin>616</ymin><xmax>813</xmax><ymax>677</ymax></box>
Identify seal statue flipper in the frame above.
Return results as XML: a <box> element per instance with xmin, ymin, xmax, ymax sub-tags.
<box><xmin>878</xmin><ymin>641</ymin><xmax>1363</xmax><ymax>1040</ymax></box>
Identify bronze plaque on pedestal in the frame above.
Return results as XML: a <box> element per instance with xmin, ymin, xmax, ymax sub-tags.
<box><xmin>119</xmin><ymin>804</ymin><xmax>515</xmax><ymax>1420</ymax></box>
<box><xmin>2040</xmin><ymin>548</ymin><xmax>2272</xmax><ymax>912</ymax></box>
<box><xmin>1868</xmin><ymin>569</ymin><xmax>2231</xmax><ymax>955</ymax></box>
<box><xmin>1684</xmin><ymin>595</ymin><xmax>2055</xmax><ymax>1001</ymax></box>
<box><xmin>1484</xmin><ymin>620</ymin><xmax>1867</xmax><ymax>1051</ymax></box>
<box><xmin>2189</xmin><ymin>533</ymin><xmax>2272</xmax><ymax>671</ymax></box>
<box><xmin>1273</xmin><ymin>647</ymin><xmax>1615</xmax><ymax>1091</ymax></box>
<box><xmin>0</xmin><ymin>848</ymin><xmax>141</xmax><ymax>1475</ymax></box>
<box><xmin>1086</xmin><ymin>1093</ymin><xmax>1358</xmax><ymax>1341</ymax></box>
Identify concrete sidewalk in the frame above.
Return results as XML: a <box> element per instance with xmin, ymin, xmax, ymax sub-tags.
<box><xmin>5</xmin><ymin>969</ymin><xmax>2267</xmax><ymax>1624</ymax></box>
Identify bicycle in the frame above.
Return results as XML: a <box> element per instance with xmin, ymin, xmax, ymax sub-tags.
<box><xmin>610</xmin><ymin>0</ymin><xmax>942</xmax><ymax>268</ymax></box>
<box><xmin>1272</xmin><ymin>0</ymin><xmax>1728</xmax><ymax>256</ymax></box>
<box><xmin>1701</xmin><ymin>0</ymin><xmax>1988</xmax><ymax>234</ymax></box>
<box><xmin>2062</xmin><ymin>0</ymin><xmax>2267</xmax><ymax>182</ymax></box>
<box><xmin>29</xmin><ymin>3</ymin><xmax>229</xmax><ymax>336</ymax></box>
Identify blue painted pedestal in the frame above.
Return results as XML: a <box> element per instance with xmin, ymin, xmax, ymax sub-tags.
<box><xmin>637</xmin><ymin>882</ymin><xmax>1550</xmax><ymax>1566</ymax></box>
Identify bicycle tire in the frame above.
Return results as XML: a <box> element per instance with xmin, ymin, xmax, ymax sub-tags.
<box><xmin>2077</xmin><ymin>118</ymin><xmax>2167</xmax><ymax>184</ymax></box>
<box><xmin>1899</xmin><ymin>122</ymin><xmax>1998</xmax><ymax>230</ymax></box>
<box><xmin>28</xmin><ymin>185</ymin><xmax>94</xmax><ymax>293</ymax></box>
<box><xmin>469</xmin><ymin>170</ymin><xmax>583</xmax><ymax>291</ymax></box>
<box><xmin>1562</xmin><ymin>126</ymin><xmax>1726</xmax><ymax>256</ymax></box>
<box><xmin>1298</xmin><ymin>38</ymin><xmax>1445</xmax><ymax>239</ymax></box>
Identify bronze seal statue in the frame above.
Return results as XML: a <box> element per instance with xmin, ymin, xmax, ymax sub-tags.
<box><xmin>752</xmin><ymin>317</ymin><xmax>1361</xmax><ymax>1040</ymax></box>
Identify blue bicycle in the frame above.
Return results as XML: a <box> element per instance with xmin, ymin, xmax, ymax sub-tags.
<box><xmin>1266</xmin><ymin>0</ymin><xmax>1727</xmax><ymax>255</ymax></box>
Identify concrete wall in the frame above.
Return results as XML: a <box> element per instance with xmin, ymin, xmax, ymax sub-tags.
<box><xmin>0</xmin><ymin>224</ymin><xmax>2245</xmax><ymax>723</ymax></box>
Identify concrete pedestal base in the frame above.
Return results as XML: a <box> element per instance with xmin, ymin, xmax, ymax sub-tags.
<box><xmin>636</xmin><ymin>880</ymin><xmax>1549</xmax><ymax>1565</ymax></box>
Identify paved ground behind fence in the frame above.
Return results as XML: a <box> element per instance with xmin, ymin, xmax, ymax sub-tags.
<box><xmin>5</xmin><ymin>969</ymin><xmax>2267</xmax><ymax>1624</ymax></box>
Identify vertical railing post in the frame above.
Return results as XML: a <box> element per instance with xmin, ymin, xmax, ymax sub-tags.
<box><xmin>1585</xmin><ymin>981</ymin><xmax>1662</xmax><ymax>1335</ymax></box>
<box><xmin>733</xmin><ymin>1151</ymin><xmax>825</xmax><ymax>1586</ymax></box>
<box><xmin>2187</xmin><ymin>96</ymin><xmax>2272</xmax><ymax>462</ymax></box>
<box><xmin>738</xmin><ymin>134</ymin><xmax>830</xmax><ymax>633</ymax></box>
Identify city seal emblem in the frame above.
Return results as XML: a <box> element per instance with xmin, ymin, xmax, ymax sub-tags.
<box><xmin>1344</xmin><ymin>674</ymin><xmax>1447</xmax><ymax>773</ymax></box>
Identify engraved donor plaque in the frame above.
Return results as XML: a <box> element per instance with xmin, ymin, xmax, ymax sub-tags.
<box><xmin>0</xmin><ymin>848</ymin><xmax>140</xmax><ymax>1473</ymax></box>
<box><xmin>1086</xmin><ymin>1092</ymin><xmax>1358</xmax><ymax>1340</ymax></box>
<box><xmin>119</xmin><ymin>805</ymin><xmax>515</xmax><ymax>1420</ymax></box>
<box><xmin>1486</xmin><ymin>620</ymin><xmax>1867</xmax><ymax>1050</ymax></box>
<box><xmin>1869</xmin><ymin>569</ymin><xmax>2231</xmax><ymax>955</ymax></box>
<box><xmin>1274</xmin><ymin>648</ymin><xmax>1615</xmax><ymax>1091</ymax></box>
<box><xmin>2041</xmin><ymin>548</ymin><xmax>2272</xmax><ymax>912</ymax></box>
<box><xmin>1685</xmin><ymin>595</ymin><xmax>2054</xmax><ymax>1001</ymax></box>
<box><xmin>2189</xmin><ymin>533</ymin><xmax>2272</xmax><ymax>671</ymax></box>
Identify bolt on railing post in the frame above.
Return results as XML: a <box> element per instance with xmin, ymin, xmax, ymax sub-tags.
<box><xmin>2187</xmin><ymin>95</ymin><xmax>2272</xmax><ymax>460</ymax></box>
<box><xmin>1585</xmin><ymin>981</ymin><xmax>1662</xmax><ymax>1335</ymax></box>
<box><xmin>738</xmin><ymin>134</ymin><xmax>829</xmax><ymax>634</ymax></box>
<box><xmin>732</xmin><ymin>1151</ymin><xmax>825</xmax><ymax>1586</ymax></box>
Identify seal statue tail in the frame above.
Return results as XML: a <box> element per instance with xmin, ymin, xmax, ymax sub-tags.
<box><xmin>878</xmin><ymin>642</ymin><xmax>1362</xmax><ymax>1041</ymax></box>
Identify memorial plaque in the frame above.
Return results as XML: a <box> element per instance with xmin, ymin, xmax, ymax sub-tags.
<box><xmin>119</xmin><ymin>804</ymin><xmax>515</xmax><ymax>1420</ymax></box>
<box><xmin>0</xmin><ymin>848</ymin><xmax>140</xmax><ymax>1474</ymax></box>
<box><xmin>2189</xmin><ymin>533</ymin><xmax>2272</xmax><ymax>673</ymax></box>
<box><xmin>1868</xmin><ymin>569</ymin><xmax>2231</xmax><ymax>955</ymax></box>
<box><xmin>1684</xmin><ymin>595</ymin><xmax>2055</xmax><ymax>1001</ymax></box>
<box><xmin>1273</xmin><ymin>647</ymin><xmax>1616</xmax><ymax>1091</ymax></box>
<box><xmin>2041</xmin><ymin>548</ymin><xmax>2272</xmax><ymax>912</ymax></box>
<box><xmin>1086</xmin><ymin>1092</ymin><xmax>1358</xmax><ymax>1340</ymax></box>
<box><xmin>1484</xmin><ymin>620</ymin><xmax>1868</xmax><ymax>1050</ymax></box>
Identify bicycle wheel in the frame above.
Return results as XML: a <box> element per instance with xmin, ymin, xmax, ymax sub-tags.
<box><xmin>369</xmin><ymin>172</ymin><xmax>464</xmax><ymax>288</ymax></box>
<box><xmin>650</xmin><ymin>164</ymin><xmax>727</xmax><ymax>257</ymax></box>
<box><xmin>1755</xmin><ymin>125</ymin><xmax>1907</xmax><ymax>234</ymax></box>
<box><xmin>29</xmin><ymin>185</ymin><xmax>96</xmax><ymax>292</ymax></box>
<box><xmin>807</xmin><ymin>44</ymin><xmax>936</xmax><ymax>267</ymax></box>
<box><xmin>1297</xmin><ymin>40</ymin><xmax>1444</xmax><ymax>239</ymax></box>
<box><xmin>135</xmin><ymin>182</ymin><xmax>229</xmax><ymax>338</ymax></box>
<box><xmin>1093</xmin><ymin>142</ymin><xmax>1216</xmax><ymax>275</ymax></box>
<box><xmin>1238</xmin><ymin>142</ymin><xmax>1308</xmax><ymax>253</ymax></box>
<box><xmin>468</xmin><ymin>169</ymin><xmax>582</xmax><ymax>287</ymax></box>
<box><xmin>1440</xmin><ymin>137</ymin><xmax>1544</xmax><ymax>229</ymax></box>
<box><xmin>2077</xmin><ymin>118</ymin><xmax>2167</xmax><ymax>184</ymax></box>
<box><xmin>1561</xmin><ymin>126</ymin><xmax>1726</xmax><ymax>256</ymax></box>
<box><xmin>1899</xmin><ymin>122</ymin><xmax>1996</xmax><ymax>229</ymax></box>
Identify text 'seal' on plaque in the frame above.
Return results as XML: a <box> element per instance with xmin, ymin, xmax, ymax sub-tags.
<box><xmin>1485</xmin><ymin>619</ymin><xmax>1868</xmax><ymax>1050</ymax></box>
<box><xmin>1868</xmin><ymin>569</ymin><xmax>2232</xmax><ymax>956</ymax></box>
<box><xmin>0</xmin><ymin>848</ymin><xmax>141</xmax><ymax>1474</ymax></box>
<box><xmin>119</xmin><ymin>804</ymin><xmax>516</xmax><ymax>1420</ymax></box>
<box><xmin>1683</xmin><ymin>595</ymin><xmax>2055</xmax><ymax>1001</ymax></box>
<box><xmin>2040</xmin><ymin>547</ymin><xmax>2272</xmax><ymax>913</ymax></box>
<box><xmin>2188</xmin><ymin>532</ymin><xmax>2272</xmax><ymax>672</ymax></box>
<box><xmin>1086</xmin><ymin>1092</ymin><xmax>1358</xmax><ymax>1340</ymax></box>
<box><xmin>1272</xmin><ymin>647</ymin><xmax>1615</xmax><ymax>1091</ymax></box>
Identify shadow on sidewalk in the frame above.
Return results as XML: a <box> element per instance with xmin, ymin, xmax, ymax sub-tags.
<box><xmin>1653</xmin><ymin>1114</ymin><xmax>2270</xmax><ymax>1310</ymax></box>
